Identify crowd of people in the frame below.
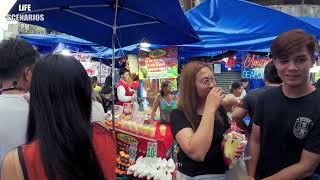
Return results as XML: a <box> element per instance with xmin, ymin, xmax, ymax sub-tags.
<box><xmin>1</xmin><ymin>29</ymin><xmax>320</xmax><ymax>180</ymax></box>
<box><xmin>170</xmin><ymin>29</ymin><xmax>320</xmax><ymax>180</ymax></box>
<box><xmin>0</xmin><ymin>39</ymin><xmax>116</xmax><ymax>180</ymax></box>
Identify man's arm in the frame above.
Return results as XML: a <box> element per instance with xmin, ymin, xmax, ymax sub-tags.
<box><xmin>117</xmin><ymin>86</ymin><xmax>132</xmax><ymax>102</ymax></box>
<box><xmin>263</xmin><ymin>150</ymin><xmax>320</xmax><ymax>180</ymax></box>
<box><xmin>232</xmin><ymin>107</ymin><xmax>248</xmax><ymax>132</ymax></box>
<box><xmin>247</xmin><ymin>123</ymin><xmax>260</xmax><ymax>178</ymax></box>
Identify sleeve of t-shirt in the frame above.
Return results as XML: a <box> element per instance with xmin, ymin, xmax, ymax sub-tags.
<box><xmin>253</xmin><ymin>94</ymin><xmax>264</xmax><ymax>126</ymax></box>
<box><xmin>170</xmin><ymin>109</ymin><xmax>192</xmax><ymax>137</ymax></box>
<box><xmin>117</xmin><ymin>86</ymin><xmax>132</xmax><ymax>102</ymax></box>
<box><xmin>304</xmin><ymin>120</ymin><xmax>320</xmax><ymax>154</ymax></box>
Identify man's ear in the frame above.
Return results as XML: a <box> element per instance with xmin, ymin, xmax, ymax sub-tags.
<box><xmin>23</xmin><ymin>66</ymin><xmax>33</xmax><ymax>82</ymax></box>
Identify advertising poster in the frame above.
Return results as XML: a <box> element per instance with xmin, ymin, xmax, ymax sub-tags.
<box><xmin>138</xmin><ymin>47</ymin><xmax>178</xmax><ymax>80</ymax></box>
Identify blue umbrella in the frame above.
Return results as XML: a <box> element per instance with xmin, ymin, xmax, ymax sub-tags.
<box><xmin>9</xmin><ymin>0</ymin><xmax>199</xmax><ymax>129</ymax></box>
<box><xmin>9</xmin><ymin>0</ymin><xmax>199</xmax><ymax>48</ymax></box>
<box><xmin>18</xmin><ymin>34</ymin><xmax>102</xmax><ymax>54</ymax></box>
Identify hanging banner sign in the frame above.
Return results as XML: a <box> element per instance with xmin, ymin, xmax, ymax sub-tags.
<box><xmin>72</xmin><ymin>52</ymin><xmax>111</xmax><ymax>82</ymax></box>
<box><xmin>138</xmin><ymin>47</ymin><xmax>178</xmax><ymax>80</ymax></box>
<box><xmin>242</xmin><ymin>54</ymin><xmax>272</xmax><ymax>79</ymax></box>
<box><xmin>73</xmin><ymin>52</ymin><xmax>92</xmax><ymax>62</ymax></box>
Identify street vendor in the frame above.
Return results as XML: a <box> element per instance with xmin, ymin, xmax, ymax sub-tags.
<box><xmin>116</xmin><ymin>69</ymin><xmax>136</xmax><ymax>106</ymax></box>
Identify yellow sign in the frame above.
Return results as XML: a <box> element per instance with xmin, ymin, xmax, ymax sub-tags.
<box><xmin>117</xmin><ymin>133</ymin><xmax>138</xmax><ymax>145</ymax></box>
<box><xmin>149</xmin><ymin>49</ymin><xmax>166</xmax><ymax>58</ymax></box>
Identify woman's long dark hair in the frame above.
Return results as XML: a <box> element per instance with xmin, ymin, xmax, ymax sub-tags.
<box><xmin>27</xmin><ymin>54</ymin><xmax>105</xmax><ymax>180</ymax></box>
<box><xmin>102</xmin><ymin>75</ymin><xmax>112</xmax><ymax>94</ymax></box>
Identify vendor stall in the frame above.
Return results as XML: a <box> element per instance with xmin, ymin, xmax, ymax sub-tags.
<box><xmin>105</xmin><ymin>120</ymin><xmax>174</xmax><ymax>159</ymax></box>
<box><xmin>103</xmin><ymin>46</ymin><xmax>179</xmax><ymax>178</ymax></box>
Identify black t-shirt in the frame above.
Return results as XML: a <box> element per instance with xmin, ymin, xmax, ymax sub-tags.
<box><xmin>254</xmin><ymin>86</ymin><xmax>320</xmax><ymax>179</ymax></box>
<box><xmin>170</xmin><ymin>106</ymin><xmax>230</xmax><ymax>176</ymax></box>
<box><xmin>238</xmin><ymin>86</ymin><xmax>274</xmax><ymax>133</ymax></box>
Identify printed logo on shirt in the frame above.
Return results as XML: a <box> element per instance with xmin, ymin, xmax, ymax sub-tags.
<box><xmin>293</xmin><ymin>117</ymin><xmax>313</xmax><ymax>139</ymax></box>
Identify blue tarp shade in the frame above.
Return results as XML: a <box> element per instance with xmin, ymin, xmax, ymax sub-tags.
<box><xmin>183</xmin><ymin>0</ymin><xmax>320</xmax><ymax>52</ymax></box>
<box><xmin>98</xmin><ymin>43</ymin><xmax>224</xmax><ymax>60</ymax></box>
<box><xmin>18</xmin><ymin>34</ymin><xmax>105</xmax><ymax>56</ymax></box>
<box><xmin>298</xmin><ymin>17</ymin><xmax>320</xmax><ymax>29</ymax></box>
<box><xmin>9</xmin><ymin>0</ymin><xmax>199</xmax><ymax>48</ymax></box>
<box><xmin>98</xmin><ymin>0</ymin><xmax>320</xmax><ymax>60</ymax></box>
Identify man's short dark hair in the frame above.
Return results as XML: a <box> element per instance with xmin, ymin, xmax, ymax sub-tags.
<box><xmin>119</xmin><ymin>68</ymin><xmax>130</xmax><ymax>77</ymax></box>
<box><xmin>92</xmin><ymin>76</ymin><xmax>98</xmax><ymax>82</ymax></box>
<box><xmin>0</xmin><ymin>38</ymin><xmax>38</xmax><ymax>81</ymax></box>
<box><xmin>132</xmin><ymin>74</ymin><xmax>139</xmax><ymax>81</ymax></box>
<box><xmin>264</xmin><ymin>62</ymin><xmax>282</xmax><ymax>84</ymax></box>
<box><xmin>230</xmin><ymin>81</ymin><xmax>243</xmax><ymax>93</ymax></box>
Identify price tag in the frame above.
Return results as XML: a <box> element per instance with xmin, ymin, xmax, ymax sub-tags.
<box><xmin>146</xmin><ymin>141</ymin><xmax>157</xmax><ymax>158</ymax></box>
<box><xmin>128</xmin><ymin>144</ymin><xmax>138</xmax><ymax>164</ymax></box>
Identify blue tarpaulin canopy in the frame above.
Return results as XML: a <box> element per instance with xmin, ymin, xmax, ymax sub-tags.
<box><xmin>9</xmin><ymin>0</ymin><xmax>199</xmax><ymax>48</ymax></box>
<box><xmin>183</xmin><ymin>0</ymin><xmax>320</xmax><ymax>52</ymax></box>
<box><xmin>18</xmin><ymin>34</ymin><xmax>105</xmax><ymax>55</ymax></box>
<box><xmin>98</xmin><ymin>0</ymin><xmax>320</xmax><ymax>60</ymax></box>
<box><xmin>298</xmin><ymin>17</ymin><xmax>320</xmax><ymax>29</ymax></box>
<box><xmin>15</xmin><ymin>0</ymin><xmax>320</xmax><ymax>61</ymax></box>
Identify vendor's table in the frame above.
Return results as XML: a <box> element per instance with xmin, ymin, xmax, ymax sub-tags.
<box><xmin>106</xmin><ymin>121</ymin><xmax>174</xmax><ymax>159</ymax></box>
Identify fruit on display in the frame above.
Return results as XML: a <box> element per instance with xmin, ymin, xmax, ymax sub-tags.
<box><xmin>123</xmin><ymin>115</ymin><xmax>132</xmax><ymax>121</ymax></box>
<box><xmin>116</xmin><ymin>151</ymin><xmax>131</xmax><ymax>176</ymax></box>
<box><xmin>105</xmin><ymin>120</ymin><xmax>121</xmax><ymax>128</ymax></box>
<box><xmin>120</xmin><ymin>120</ymin><xmax>156</xmax><ymax>138</ymax></box>
<box><xmin>127</xmin><ymin>156</ymin><xmax>175</xmax><ymax>180</ymax></box>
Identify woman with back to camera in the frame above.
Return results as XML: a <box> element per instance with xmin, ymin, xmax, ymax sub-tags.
<box><xmin>1</xmin><ymin>54</ymin><xmax>116</xmax><ymax>180</ymax></box>
<box><xmin>170</xmin><ymin>61</ymin><xmax>243</xmax><ymax>179</ymax></box>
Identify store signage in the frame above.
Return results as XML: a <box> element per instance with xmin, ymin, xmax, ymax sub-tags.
<box><xmin>242</xmin><ymin>54</ymin><xmax>272</xmax><ymax>79</ymax></box>
<box><xmin>117</xmin><ymin>133</ymin><xmax>139</xmax><ymax>145</ymax></box>
<box><xmin>242</xmin><ymin>68</ymin><xmax>264</xmax><ymax>79</ymax></box>
<box><xmin>149</xmin><ymin>49</ymin><xmax>167</xmax><ymax>58</ymax></box>
<box><xmin>243</xmin><ymin>54</ymin><xmax>272</xmax><ymax>69</ymax></box>
<box><xmin>138</xmin><ymin>47</ymin><xmax>178</xmax><ymax>80</ymax></box>
<box><xmin>73</xmin><ymin>53</ymin><xmax>92</xmax><ymax>62</ymax></box>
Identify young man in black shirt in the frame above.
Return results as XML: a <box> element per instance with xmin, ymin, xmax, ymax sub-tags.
<box><xmin>232</xmin><ymin>62</ymin><xmax>282</xmax><ymax>134</ymax></box>
<box><xmin>248</xmin><ymin>30</ymin><xmax>320</xmax><ymax>180</ymax></box>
